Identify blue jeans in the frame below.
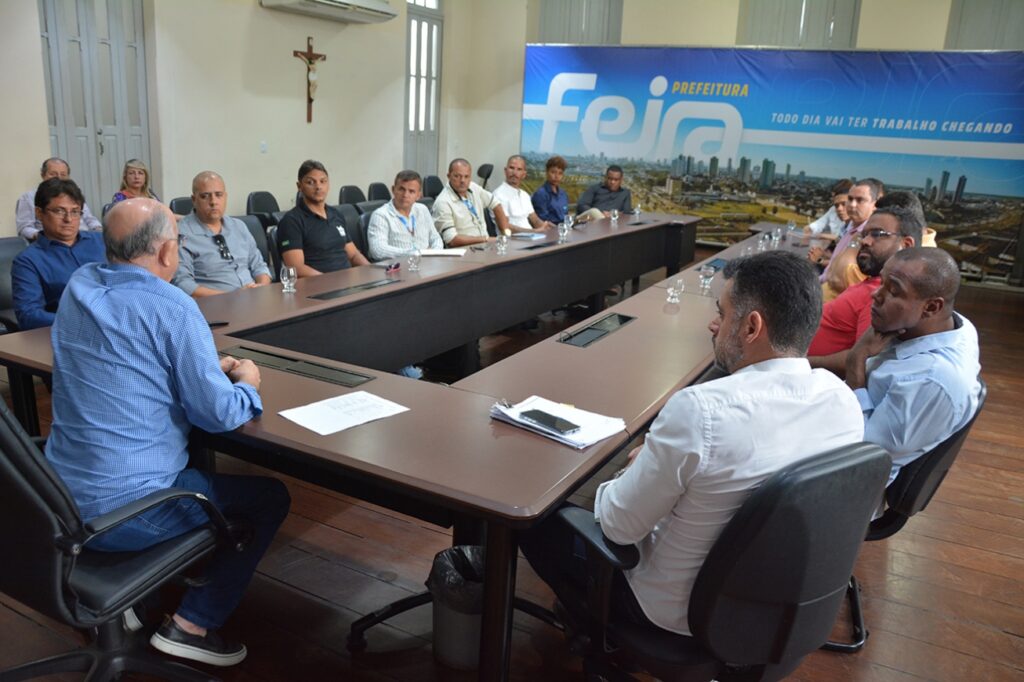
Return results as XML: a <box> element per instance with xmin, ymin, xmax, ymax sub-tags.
<box><xmin>88</xmin><ymin>469</ymin><xmax>291</xmax><ymax>630</ymax></box>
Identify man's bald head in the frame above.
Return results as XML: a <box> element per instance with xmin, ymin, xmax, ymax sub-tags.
<box><xmin>889</xmin><ymin>247</ymin><xmax>961</xmax><ymax>306</ymax></box>
<box><xmin>191</xmin><ymin>170</ymin><xmax>224</xmax><ymax>193</ymax></box>
<box><xmin>104</xmin><ymin>198</ymin><xmax>176</xmax><ymax>264</ymax></box>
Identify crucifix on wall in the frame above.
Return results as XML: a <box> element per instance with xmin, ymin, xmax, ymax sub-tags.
<box><xmin>293</xmin><ymin>36</ymin><xmax>326</xmax><ymax>123</ymax></box>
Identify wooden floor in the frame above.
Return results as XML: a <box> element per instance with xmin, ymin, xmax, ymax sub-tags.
<box><xmin>1</xmin><ymin>264</ymin><xmax>1022</xmax><ymax>681</ymax></box>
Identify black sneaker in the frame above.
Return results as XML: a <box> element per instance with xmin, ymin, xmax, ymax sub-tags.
<box><xmin>150</xmin><ymin>616</ymin><xmax>247</xmax><ymax>667</ymax></box>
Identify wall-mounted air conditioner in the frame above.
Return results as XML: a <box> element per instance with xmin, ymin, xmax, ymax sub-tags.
<box><xmin>260</xmin><ymin>0</ymin><xmax>398</xmax><ymax>24</ymax></box>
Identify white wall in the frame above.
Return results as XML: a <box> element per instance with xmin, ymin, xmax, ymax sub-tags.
<box><xmin>0</xmin><ymin>2</ymin><xmax>56</xmax><ymax>237</ymax></box>
<box><xmin>857</xmin><ymin>0</ymin><xmax>952</xmax><ymax>50</ymax></box>
<box><xmin>144</xmin><ymin>0</ymin><xmax>408</xmax><ymax>214</ymax></box>
<box><xmin>440</xmin><ymin>0</ymin><xmax>530</xmax><ymax>180</ymax></box>
<box><xmin>621</xmin><ymin>0</ymin><xmax>741</xmax><ymax>46</ymax></box>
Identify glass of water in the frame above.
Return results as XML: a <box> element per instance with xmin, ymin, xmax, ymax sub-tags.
<box><xmin>496</xmin><ymin>233</ymin><xmax>509</xmax><ymax>256</ymax></box>
<box><xmin>280</xmin><ymin>266</ymin><xmax>297</xmax><ymax>293</ymax></box>
<box><xmin>771</xmin><ymin>225</ymin><xmax>784</xmax><ymax>246</ymax></box>
<box><xmin>407</xmin><ymin>249</ymin><xmax>421</xmax><ymax>272</ymax></box>
<box><xmin>610</xmin><ymin>209</ymin><xmax>619</xmax><ymax>224</ymax></box>
<box><xmin>666</xmin><ymin>277</ymin><xmax>684</xmax><ymax>303</ymax></box>
<box><xmin>558</xmin><ymin>222</ymin><xmax>570</xmax><ymax>242</ymax></box>
<box><xmin>565</xmin><ymin>212</ymin><xmax>575</xmax><ymax>231</ymax></box>
<box><xmin>699</xmin><ymin>264</ymin><xmax>716</xmax><ymax>290</ymax></box>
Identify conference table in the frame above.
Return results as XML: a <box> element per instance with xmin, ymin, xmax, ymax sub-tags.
<box><xmin>0</xmin><ymin>213</ymin><xmax>718</xmax><ymax>681</ymax></box>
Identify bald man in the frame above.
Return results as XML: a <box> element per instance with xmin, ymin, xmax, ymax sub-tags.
<box><xmin>45</xmin><ymin>199</ymin><xmax>290</xmax><ymax>667</ymax></box>
<box><xmin>172</xmin><ymin>171</ymin><xmax>271</xmax><ymax>297</ymax></box>
<box><xmin>845</xmin><ymin>247</ymin><xmax>982</xmax><ymax>484</ymax></box>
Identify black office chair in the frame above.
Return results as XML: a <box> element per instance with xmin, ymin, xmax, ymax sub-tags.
<box><xmin>553</xmin><ymin>443</ymin><xmax>890</xmax><ymax>682</ymax></box>
<box><xmin>336</xmin><ymin>204</ymin><xmax>363</xmax><ymax>251</ymax></box>
<box><xmin>367</xmin><ymin>182</ymin><xmax>391</xmax><ymax>201</ymax></box>
<box><xmin>417</xmin><ymin>196</ymin><xmax>434</xmax><ymax>211</ymax></box>
<box><xmin>0</xmin><ymin>237</ymin><xmax>28</xmax><ymax>333</ymax></box>
<box><xmin>246</xmin><ymin>191</ymin><xmax>281</xmax><ymax>230</ymax></box>
<box><xmin>423</xmin><ymin>175</ymin><xmax>444</xmax><ymax>199</ymax></box>
<box><xmin>266</xmin><ymin>225</ymin><xmax>283</xmax><ymax>278</ymax></box>
<box><xmin>168</xmin><ymin>197</ymin><xmax>193</xmax><ymax>215</ymax></box>
<box><xmin>826</xmin><ymin>381</ymin><xmax>988</xmax><ymax>653</ymax></box>
<box><xmin>0</xmin><ymin>398</ymin><xmax>239</xmax><ymax>681</ymax></box>
<box><xmin>102</xmin><ymin>202</ymin><xmax>114</xmax><ymax>217</ymax></box>
<box><xmin>355</xmin><ymin>212</ymin><xmax>373</xmax><ymax>260</ymax></box>
<box><xmin>477</xmin><ymin>163</ymin><xmax>494</xmax><ymax>189</ymax></box>
<box><xmin>355</xmin><ymin>199</ymin><xmax>386</xmax><ymax>216</ymax></box>
<box><xmin>339</xmin><ymin>185</ymin><xmax>366</xmax><ymax>205</ymax></box>
<box><xmin>235</xmin><ymin>215</ymin><xmax>275</xmax><ymax>282</ymax></box>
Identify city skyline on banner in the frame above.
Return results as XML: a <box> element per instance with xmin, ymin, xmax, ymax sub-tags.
<box><xmin>519</xmin><ymin>45</ymin><xmax>1024</xmax><ymax>284</ymax></box>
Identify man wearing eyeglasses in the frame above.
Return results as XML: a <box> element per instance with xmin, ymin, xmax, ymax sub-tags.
<box><xmin>11</xmin><ymin>178</ymin><xmax>106</xmax><ymax>330</ymax></box>
<box><xmin>15</xmin><ymin>157</ymin><xmax>103</xmax><ymax>242</ymax></box>
<box><xmin>808</xmin><ymin>192</ymin><xmax>925</xmax><ymax>376</ymax></box>
<box><xmin>172</xmin><ymin>171</ymin><xmax>271</xmax><ymax>297</ymax></box>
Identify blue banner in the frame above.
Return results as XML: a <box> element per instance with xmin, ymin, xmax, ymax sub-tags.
<box><xmin>520</xmin><ymin>46</ymin><xmax>1024</xmax><ymax>282</ymax></box>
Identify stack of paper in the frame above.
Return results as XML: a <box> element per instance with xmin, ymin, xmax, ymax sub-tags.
<box><xmin>490</xmin><ymin>395</ymin><xmax>625</xmax><ymax>450</ymax></box>
<box><xmin>420</xmin><ymin>248</ymin><xmax>466</xmax><ymax>256</ymax></box>
<box><xmin>511</xmin><ymin>232</ymin><xmax>547</xmax><ymax>241</ymax></box>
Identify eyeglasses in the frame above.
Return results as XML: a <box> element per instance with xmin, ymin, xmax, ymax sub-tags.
<box><xmin>862</xmin><ymin>228</ymin><xmax>898</xmax><ymax>240</ymax></box>
<box><xmin>212</xmin><ymin>234</ymin><xmax>233</xmax><ymax>260</ymax></box>
<box><xmin>176</xmin><ymin>234</ymin><xmax>185</xmax><ymax>247</ymax></box>
<box><xmin>45</xmin><ymin>207</ymin><xmax>82</xmax><ymax>220</ymax></box>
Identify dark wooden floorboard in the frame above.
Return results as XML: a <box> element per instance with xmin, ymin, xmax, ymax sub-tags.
<box><xmin>2</xmin><ymin>258</ymin><xmax>1022</xmax><ymax>680</ymax></box>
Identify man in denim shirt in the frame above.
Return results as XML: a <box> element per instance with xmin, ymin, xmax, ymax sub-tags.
<box><xmin>531</xmin><ymin>155</ymin><xmax>569</xmax><ymax>225</ymax></box>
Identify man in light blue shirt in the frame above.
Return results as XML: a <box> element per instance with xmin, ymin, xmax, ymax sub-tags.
<box><xmin>367</xmin><ymin>169</ymin><xmax>442</xmax><ymax>261</ymax></box>
<box><xmin>845</xmin><ymin>247</ymin><xmax>982</xmax><ymax>484</ymax></box>
<box><xmin>173</xmin><ymin>171</ymin><xmax>271</xmax><ymax>296</ymax></box>
<box><xmin>45</xmin><ymin>198</ymin><xmax>289</xmax><ymax>667</ymax></box>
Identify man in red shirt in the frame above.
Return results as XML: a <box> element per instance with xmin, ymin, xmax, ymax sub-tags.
<box><xmin>808</xmin><ymin>191</ymin><xmax>925</xmax><ymax>376</ymax></box>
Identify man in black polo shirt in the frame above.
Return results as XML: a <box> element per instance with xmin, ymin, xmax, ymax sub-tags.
<box><xmin>277</xmin><ymin>160</ymin><xmax>369</xmax><ymax>277</ymax></box>
<box><xmin>576</xmin><ymin>164</ymin><xmax>633</xmax><ymax>222</ymax></box>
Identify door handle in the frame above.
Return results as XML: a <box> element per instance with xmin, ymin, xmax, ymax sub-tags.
<box><xmin>98</xmin><ymin>140</ymin><xmax>104</xmax><ymax>155</ymax></box>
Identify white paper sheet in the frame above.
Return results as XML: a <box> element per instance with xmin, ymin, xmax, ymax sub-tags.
<box><xmin>490</xmin><ymin>395</ymin><xmax>625</xmax><ymax>449</ymax></box>
<box><xmin>279</xmin><ymin>391</ymin><xmax>409</xmax><ymax>436</ymax></box>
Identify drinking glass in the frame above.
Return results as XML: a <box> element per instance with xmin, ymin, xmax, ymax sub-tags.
<box><xmin>407</xmin><ymin>249</ymin><xmax>421</xmax><ymax>272</ymax></box>
<box><xmin>496</xmin><ymin>233</ymin><xmax>509</xmax><ymax>256</ymax></box>
<box><xmin>565</xmin><ymin>212</ymin><xmax>575</xmax><ymax>230</ymax></box>
<box><xmin>666</xmin><ymin>278</ymin><xmax>683</xmax><ymax>304</ymax></box>
<box><xmin>610</xmin><ymin>209</ymin><xmax>619</xmax><ymax>224</ymax></box>
<box><xmin>757</xmin><ymin>233</ymin><xmax>771</xmax><ymax>252</ymax></box>
<box><xmin>698</xmin><ymin>264</ymin><xmax>716</xmax><ymax>290</ymax></box>
<box><xmin>558</xmin><ymin>222</ymin><xmax>570</xmax><ymax>242</ymax></box>
<box><xmin>280</xmin><ymin>266</ymin><xmax>297</xmax><ymax>293</ymax></box>
<box><xmin>771</xmin><ymin>226</ymin><xmax>784</xmax><ymax>247</ymax></box>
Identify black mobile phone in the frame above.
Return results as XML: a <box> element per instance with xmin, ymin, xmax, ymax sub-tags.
<box><xmin>520</xmin><ymin>409</ymin><xmax>580</xmax><ymax>435</ymax></box>
<box><xmin>707</xmin><ymin>257</ymin><xmax>729</xmax><ymax>272</ymax></box>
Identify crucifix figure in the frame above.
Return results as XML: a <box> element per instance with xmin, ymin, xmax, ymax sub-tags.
<box><xmin>293</xmin><ymin>36</ymin><xmax>326</xmax><ymax>123</ymax></box>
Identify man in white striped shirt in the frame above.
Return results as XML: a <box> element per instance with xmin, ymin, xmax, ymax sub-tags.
<box><xmin>367</xmin><ymin>170</ymin><xmax>442</xmax><ymax>261</ymax></box>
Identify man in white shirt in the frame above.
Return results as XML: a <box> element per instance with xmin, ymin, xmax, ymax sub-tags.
<box><xmin>490</xmin><ymin>155</ymin><xmax>553</xmax><ymax>233</ymax></box>
<box><xmin>367</xmin><ymin>170</ymin><xmax>442</xmax><ymax>261</ymax></box>
<box><xmin>432</xmin><ymin>158</ymin><xmax>511</xmax><ymax>247</ymax></box>
<box><xmin>520</xmin><ymin>250</ymin><xmax>865</xmax><ymax>637</ymax></box>
<box><xmin>16</xmin><ymin>157</ymin><xmax>103</xmax><ymax>241</ymax></box>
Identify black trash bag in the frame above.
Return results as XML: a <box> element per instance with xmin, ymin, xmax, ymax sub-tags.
<box><xmin>425</xmin><ymin>545</ymin><xmax>485</xmax><ymax>615</ymax></box>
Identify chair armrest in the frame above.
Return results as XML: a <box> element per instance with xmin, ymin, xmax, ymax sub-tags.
<box><xmin>82</xmin><ymin>488</ymin><xmax>238</xmax><ymax>550</ymax></box>
<box><xmin>557</xmin><ymin>506</ymin><xmax>640</xmax><ymax>571</ymax></box>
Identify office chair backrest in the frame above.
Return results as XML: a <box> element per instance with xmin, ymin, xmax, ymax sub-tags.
<box><xmin>477</xmin><ymin>163</ymin><xmax>493</xmax><ymax>189</ymax></box>
<box><xmin>168</xmin><ymin>196</ymin><xmax>193</xmax><ymax>215</ymax></box>
<box><xmin>101</xmin><ymin>202</ymin><xmax>114</xmax><ymax>217</ymax></box>
<box><xmin>355</xmin><ymin>199</ymin><xmax>386</xmax><ymax>216</ymax></box>
<box><xmin>235</xmin><ymin>215</ymin><xmax>273</xmax><ymax>281</ymax></box>
<box><xmin>246</xmin><ymin>191</ymin><xmax>281</xmax><ymax>216</ymax></box>
<box><xmin>356</xmin><ymin>212</ymin><xmax>374</xmax><ymax>259</ymax></box>
<box><xmin>869</xmin><ymin>380</ymin><xmax>987</xmax><ymax>540</ymax></box>
<box><xmin>689</xmin><ymin>443</ymin><xmax>890</xmax><ymax>667</ymax></box>
<box><xmin>336</xmin><ymin>203</ymin><xmax>362</xmax><ymax>248</ymax></box>
<box><xmin>367</xmin><ymin>182</ymin><xmax>391</xmax><ymax>201</ymax></box>
<box><xmin>418</xmin><ymin>196</ymin><xmax>434</xmax><ymax>211</ymax></box>
<box><xmin>339</xmin><ymin>185</ymin><xmax>367</xmax><ymax>205</ymax></box>
<box><xmin>0</xmin><ymin>399</ymin><xmax>82</xmax><ymax>625</ymax></box>
<box><xmin>266</xmin><ymin>225</ymin><xmax>282</xmax><ymax>277</ymax></box>
<box><xmin>423</xmin><ymin>175</ymin><xmax>444</xmax><ymax>199</ymax></box>
<box><xmin>0</xmin><ymin>237</ymin><xmax>29</xmax><ymax>322</ymax></box>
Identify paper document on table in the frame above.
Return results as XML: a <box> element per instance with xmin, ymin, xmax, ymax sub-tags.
<box><xmin>420</xmin><ymin>248</ymin><xmax>466</xmax><ymax>256</ymax></box>
<box><xmin>490</xmin><ymin>395</ymin><xmax>625</xmax><ymax>450</ymax></box>
<box><xmin>279</xmin><ymin>391</ymin><xmax>409</xmax><ymax>436</ymax></box>
<box><xmin>511</xmin><ymin>232</ymin><xmax>547</xmax><ymax>240</ymax></box>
